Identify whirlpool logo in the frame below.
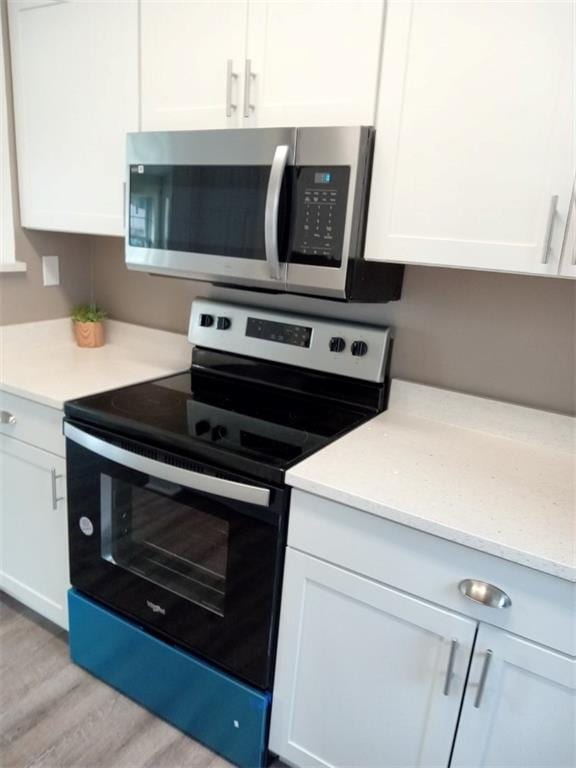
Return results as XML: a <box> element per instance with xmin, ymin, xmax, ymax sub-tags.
<box><xmin>146</xmin><ymin>600</ymin><xmax>166</xmax><ymax>616</ymax></box>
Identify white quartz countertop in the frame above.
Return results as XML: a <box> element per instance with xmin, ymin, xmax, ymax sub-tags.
<box><xmin>287</xmin><ymin>381</ymin><xmax>576</xmax><ymax>581</ymax></box>
<box><xmin>0</xmin><ymin>318</ymin><xmax>191</xmax><ymax>410</ymax></box>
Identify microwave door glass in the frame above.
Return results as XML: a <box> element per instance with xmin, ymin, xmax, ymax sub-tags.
<box><xmin>129</xmin><ymin>164</ymin><xmax>291</xmax><ymax>261</ymax></box>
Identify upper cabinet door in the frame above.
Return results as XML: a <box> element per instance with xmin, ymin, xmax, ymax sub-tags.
<box><xmin>8</xmin><ymin>0</ymin><xmax>138</xmax><ymax>236</ymax></box>
<box><xmin>559</xmin><ymin>182</ymin><xmax>576</xmax><ymax>277</ymax></box>
<box><xmin>365</xmin><ymin>0</ymin><xmax>575</xmax><ymax>276</ymax></box>
<box><xmin>452</xmin><ymin>624</ymin><xmax>575</xmax><ymax>768</ymax></box>
<box><xmin>141</xmin><ymin>0</ymin><xmax>248</xmax><ymax>131</ymax></box>
<box><xmin>245</xmin><ymin>0</ymin><xmax>385</xmax><ymax>127</ymax></box>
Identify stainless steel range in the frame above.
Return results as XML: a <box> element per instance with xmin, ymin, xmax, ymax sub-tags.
<box><xmin>64</xmin><ymin>299</ymin><xmax>393</xmax><ymax>767</ymax></box>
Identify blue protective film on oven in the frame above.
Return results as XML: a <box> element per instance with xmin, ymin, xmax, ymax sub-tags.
<box><xmin>68</xmin><ymin>590</ymin><xmax>271</xmax><ymax>768</ymax></box>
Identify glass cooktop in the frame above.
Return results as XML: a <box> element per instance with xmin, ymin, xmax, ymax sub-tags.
<box><xmin>65</xmin><ymin>368</ymin><xmax>376</xmax><ymax>484</ymax></box>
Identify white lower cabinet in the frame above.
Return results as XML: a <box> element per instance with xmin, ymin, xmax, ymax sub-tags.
<box><xmin>269</xmin><ymin>549</ymin><xmax>477</xmax><ymax>768</ymax></box>
<box><xmin>0</xmin><ymin>435</ymin><xmax>69</xmax><ymax>629</ymax></box>
<box><xmin>452</xmin><ymin>624</ymin><xmax>576</xmax><ymax>768</ymax></box>
<box><xmin>271</xmin><ymin>491</ymin><xmax>576</xmax><ymax>768</ymax></box>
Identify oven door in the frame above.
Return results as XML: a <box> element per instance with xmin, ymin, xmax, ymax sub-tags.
<box><xmin>125</xmin><ymin>128</ymin><xmax>295</xmax><ymax>291</ymax></box>
<box><xmin>65</xmin><ymin>421</ymin><xmax>288</xmax><ymax>690</ymax></box>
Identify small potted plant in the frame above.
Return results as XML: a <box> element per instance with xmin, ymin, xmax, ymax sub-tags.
<box><xmin>71</xmin><ymin>304</ymin><xmax>107</xmax><ymax>348</ymax></box>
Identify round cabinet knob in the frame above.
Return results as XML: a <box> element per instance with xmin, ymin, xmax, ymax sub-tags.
<box><xmin>458</xmin><ymin>579</ymin><xmax>512</xmax><ymax>609</ymax></box>
<box><xmin>329</xmin><ymin>336</ymin><xmax>346</xmax><ymax>353</ymax></box>
<box><xmin>0</xmin><ymin>410</ymin><xmax>16</xmax><ymax>425</ymax></box>
<box><xmin>199</xmin><ymin>314</ymin><xmax>214</xmax><ymax>327</ymax></box>
<box><xmin>217</xmin><ymin>316</ymin><xmax>231</xmax><ymax>330</ymax></box>
<box><xmin>351</xmin><ymin>340</ymin><xmax>368</xmax><ymax>357</ymax></box>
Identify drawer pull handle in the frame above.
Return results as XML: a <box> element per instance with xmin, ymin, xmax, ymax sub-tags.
<box><xmin>0</xmin><ymin>410</ymin><xmax>16</xmax><ymax>425</ymax></box>
<box><xmin>458</xmin><ymin>579</ymin><xmax>511</xmax><ymax>609</ymax></box>
<box><xmin>443</xmin><ymin>639</ymin><xmax>458</xmax><ymax>696</ymax></box>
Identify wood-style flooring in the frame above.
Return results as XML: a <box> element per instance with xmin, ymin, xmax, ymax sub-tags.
<box><xmin>0</xmin><ymin>592</ymin><xmax>260</xmax><ymax>768</ymax></box>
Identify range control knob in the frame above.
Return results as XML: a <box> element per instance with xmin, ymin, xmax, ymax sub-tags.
<box><xmin>217</xmin><ymin>316</ymin><xmax>231</xmax><ymax>330</ymax></box>
<box><xmin>195</xmin><ymin>419</ymin><xmax>210</xmax><ymax>436</ymax></box>
<box><xmin>211</xmin><ymin>425</ymin><xmax>228</xmax><ymax>441</ymax></box>
<box><xmin>199</xmin><ymin>313</ymin><xmax>214</xmax><ymax>327</ymax></box>
<box><xmin>329</xmin><ymin>336</ymin><xmax>346</xmax><ymax>353</ymax></box>
<box><xmin>351</xmin><ymin>340</ymin><xmax>368</xmax><ymax>357</ymax></box>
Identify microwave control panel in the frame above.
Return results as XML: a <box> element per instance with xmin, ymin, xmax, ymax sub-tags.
<box><xmin>290</xmin><ymin>166</ymin><xmax>350</xmax><ymax>267</ymax></box>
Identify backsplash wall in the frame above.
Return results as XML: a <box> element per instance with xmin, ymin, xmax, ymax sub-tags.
<box><xmin>91</xmin><ymin>236</ymin><xmax>576</xmax><ymax>415</ymax></box>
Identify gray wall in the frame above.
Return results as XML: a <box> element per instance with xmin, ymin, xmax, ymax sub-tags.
<box><xmin>91</xmin><ymin>236</ymin><xmax>576</xmax><ymax>415</ymax></box>
<box><xmin>0</xmin><ymin>0</ymin><xmax>92</xmax><ymax>326</ymax></box>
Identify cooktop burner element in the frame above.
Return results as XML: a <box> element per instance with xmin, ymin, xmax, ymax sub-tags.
<box><xmin>65</xmin><ymin>300</ymin><xmax>393</xmax><ymax>484</ymax></box>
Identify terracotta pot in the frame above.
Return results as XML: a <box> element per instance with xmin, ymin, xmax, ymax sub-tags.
<box><xmin>73</xmin><ymin>321</ymin><xmax>105</xmax><ymax>348</ymax></box>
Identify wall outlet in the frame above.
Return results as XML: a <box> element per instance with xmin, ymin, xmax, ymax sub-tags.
<box><xmin>42</xmin><ymin>255</ymin><xmax>60</xmax><ymax>286</ymax></box>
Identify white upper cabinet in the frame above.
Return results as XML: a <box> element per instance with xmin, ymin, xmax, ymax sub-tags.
<box><xmin>365</xmin><ymin>0</ymin><xmax>575</xmax><ymax>276</ymax></box>
<box><xmin>452</xmin><ymin>624</ymin><xmax>575</xmax><ymax>768</ymax></box>
<box><xmin>8</xmin><ymin>0</ymin><xmax>138</xmax><ymax>236</ymax></box>
<box><xmin>140</xmin><ymin>0</ymin><xmax>384</xmax><ymax>131</ymax></box>
<box><xmin>559</xmin><ymin>182</ymin><xmax>576</xmax><ymax>277</ymax></box>
<box><xmin>140</xmin><ymin>0</ymin><xmax>248</xmax><ymax>131</ymax></box>
<box><xmin>245</xmin><ymin>1</ymin><xmax>384</xmax><ymax>127</ymax></box>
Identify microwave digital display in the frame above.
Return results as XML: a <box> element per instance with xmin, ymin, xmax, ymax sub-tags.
<box><xmin>246</xmin><ymin>318</ymin><xmax>312</xmax><ymax>348</ymax></box>
<box><xmin>314</xmin><ymin>172</ymin><xmax>332</xmax><ymax>184</ymax></box>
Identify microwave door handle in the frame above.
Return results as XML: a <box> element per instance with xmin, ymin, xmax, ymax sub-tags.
<box><xmin>264</xmin><ymin>144</ymin><xmax>290</xmax><ymax>281</ymax></box>
<box><xmin>64</xmin><ymin>423</ymin><xmax>271</xmax><ymax>507</ymax></box>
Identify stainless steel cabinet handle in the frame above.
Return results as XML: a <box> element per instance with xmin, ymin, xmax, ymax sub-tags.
<box><xmin>0</xmin><ymin>410</ymin><xmax>17</xmax><ymax>425</ymax></box>
<box><xmin>474</xmin><ymin>650</ymin><xmax>493</xmax><ymax>708</ymax></box>
<box><xmin>243</xmin><ymin>58</ymin><xmax>256</xmax><ymax>118</ymax></box>
<box><xmin>443</xmin><ymin>639</ymin><xmax>458</xmax><ymax>696</ymax></box>
<box><xmin>264</xmin><ymin>145</ymin><xmax>290</xmax><ymax>281</ymax></box>
<box><xmin>51</xmin><ymin>468</ymin><xmax>64</xmax><ymax>510</ymax></box>
<box><xmin>541</xmin><ymin>194</ymin><xmax>559</xmax><ymax>264</ymax></box>
<box><xmin>225</xmin><ymin>59</ymin><xmax>238</xmax><ymax>118</ymax></box>
<box><xmin>64</xmin><ymin>422</ymin><xmax>271</xmax><ymax>507</ymax></box>
<box><xmin>458</xmin><ymin>579</ymin><xmax>511</xmax><ymax>609</ymax></box>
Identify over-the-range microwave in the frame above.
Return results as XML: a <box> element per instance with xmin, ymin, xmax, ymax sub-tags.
<box><xmin>125</xmin><ymin>127</ymin><xmax>404</xmax><ymax>301</ymax></box>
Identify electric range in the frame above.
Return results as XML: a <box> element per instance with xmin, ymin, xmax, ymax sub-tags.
<box><xmin>64</xmin><ymin>299</ymin><xmax>392</xmax><ymax>768</ymax></box>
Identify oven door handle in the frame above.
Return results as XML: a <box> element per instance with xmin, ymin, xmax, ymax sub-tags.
<box><xmin>64</xmin><ymin>423</ymin><xmax>271</xmax><ymax>507</ymax></box>
<box><xmin>264</xmin><ymin>144</ymin><xmax>290</xmax><ymax>281</ymax></box>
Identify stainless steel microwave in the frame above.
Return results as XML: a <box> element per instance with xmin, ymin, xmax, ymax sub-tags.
<box><xmin>125</xmin><ymin>127</ymin><xmax>403</xmax><ymax>302</ymax></box>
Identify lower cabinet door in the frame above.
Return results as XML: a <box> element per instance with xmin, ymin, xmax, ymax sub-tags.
<box><xmin>269</xmin><ymin>549</ymin><xmax>477</xmax><ymax>768</ymax></box>
<box><xmin>0</xmin><ymin>436</ymin><xmax>69</xmax><ymax>628</ymax></box>
<box><xmin>452</xmin><ymin>624</ymin><xmax>576</xmax><ymax>768</ymax></box>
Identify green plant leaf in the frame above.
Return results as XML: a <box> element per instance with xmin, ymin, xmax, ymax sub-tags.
<box><xmin>71</xmin><ymin>303</ymin><xmax>107</xmax><ymax>323</ymax></box>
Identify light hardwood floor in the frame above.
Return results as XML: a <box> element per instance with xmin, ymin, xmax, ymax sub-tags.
<box><xmin>0</xmin><ymin>592</ymin><xmax>242</xmax><ymax>768</ymax></box>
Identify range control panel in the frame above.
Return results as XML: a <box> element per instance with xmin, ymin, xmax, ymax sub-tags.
<box><xmin>189</xmin><ymin>300</ymin><xmax>391</xmax><ymax>383</ymax></box>
<box><xmin>290</xmin><ymin>166</ymin><xmax>350</xmax><ymax>267</ymax></box>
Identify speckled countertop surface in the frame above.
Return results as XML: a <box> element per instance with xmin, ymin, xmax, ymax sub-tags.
<box><xmin>287</xmin><ymin>381</ymin><xmax>575</xmax><ymax>581</ymax></box>
<box><xmin>0</xmin><ymin>318</ymin><xmax>191</xmax><ymax>409</ymax></box>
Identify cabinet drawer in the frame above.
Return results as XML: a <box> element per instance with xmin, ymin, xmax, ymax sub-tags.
<box><xmin>0</xmin><ymin>390</ymin><xmax>64</xmax><ymax>456</ymax></box>
<box><xmin>289</xmin><ymin>490</ymin><xmax>575</xmax><ymax>656</ymax></box>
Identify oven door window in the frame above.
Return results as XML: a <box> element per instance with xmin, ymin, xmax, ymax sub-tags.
<box><xmin>100</xmin><ymin>475</ymin><xmax>229</xmax><ymax>616</ymax></box>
